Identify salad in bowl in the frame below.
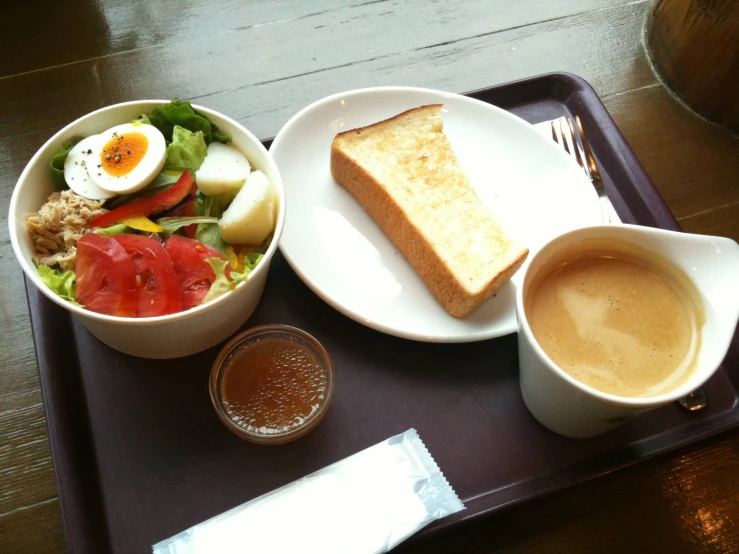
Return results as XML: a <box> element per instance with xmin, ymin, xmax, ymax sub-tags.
<box><xmin>9</xmin><ymin>99</ymin><xmax>285</xmax><ymax>358</ymax></box>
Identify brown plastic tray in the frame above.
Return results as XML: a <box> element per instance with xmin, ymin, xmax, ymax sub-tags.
<box><xmin>27</xmin><ymin>73</ymin><xmax>739</xmax><ymax>553</ymax></box>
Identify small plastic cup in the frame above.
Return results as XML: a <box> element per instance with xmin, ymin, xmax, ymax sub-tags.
<box><xmin>209</xmin><ymin>324</ymin><xmax>334</xmax><ymax>444</ymax></box>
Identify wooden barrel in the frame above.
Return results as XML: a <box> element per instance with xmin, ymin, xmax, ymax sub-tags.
<box><xmin>646</xmin><ymin>0</ymin><xmax>739</xmax><ymax>133</ymax></box>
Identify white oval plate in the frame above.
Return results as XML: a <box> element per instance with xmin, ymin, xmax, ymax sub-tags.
<box><xmin>271</xmin><ymin>87</ymin><xmax>601</xmax><ymax>342</ymax></box>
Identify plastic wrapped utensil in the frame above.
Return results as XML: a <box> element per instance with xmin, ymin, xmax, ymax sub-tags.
<box><xmin>153</xmin><ymin>429</ymin><xmax>464</xmax><ymax>554</ymax></box>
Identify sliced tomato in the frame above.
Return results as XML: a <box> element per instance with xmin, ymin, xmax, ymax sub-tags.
<box><xmin>88</xmin><ymin>170</ymin><xmax>194</xmax><ymax>228</ymax></box>
<box><xmin>113</xmin><ymin>234</ymin><xmax>183</xmax><ymax>317</ymax></box>
<box><xmin>76</xmin><ymin>234</ymin><xmax>138</xmax><ymax>317</ymax></box>
<box><xmin>165</xmin><ymin>235</ymin><xmax>232</xmax><ymax>310</ymax></box>
<box><xmin>179</xmin><ymin>279</ymin><xmax>211</xmax><ymax>309</ymax></box>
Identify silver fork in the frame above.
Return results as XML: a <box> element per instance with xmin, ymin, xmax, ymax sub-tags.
<box><xmin>547</xmin><ymin>116</ymin><xmax>615</xmax><ymax>223</ymax></box>
<box><xmin>541</xmin><ymin>115</ymin><xmax>707</xmax><ymax>412</ymax></box>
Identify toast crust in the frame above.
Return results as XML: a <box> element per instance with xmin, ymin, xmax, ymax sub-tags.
<box><xmin>330</xmin><ymin>105</ymin><xmax>528</xmax><ymax>318</ymax></box>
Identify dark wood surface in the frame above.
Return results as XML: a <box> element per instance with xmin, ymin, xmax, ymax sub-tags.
<box><xmin>1</xmin><ymin>1</ymin><xmax>738</xmax><ymax>552</ymax></box>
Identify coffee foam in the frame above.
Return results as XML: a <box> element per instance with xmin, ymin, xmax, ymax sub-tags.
<box><xmin>524</xmin><ymin>238</ymin><xmax>705</xmax><ymax>398</ymax></box>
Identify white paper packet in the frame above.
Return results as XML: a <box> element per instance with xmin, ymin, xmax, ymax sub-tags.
<box><xmin>153</xmin><ymin>429</ymin><xmax>464</xmax><ymax>554</ymax></box>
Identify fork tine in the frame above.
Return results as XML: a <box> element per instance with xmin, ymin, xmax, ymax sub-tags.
<box><xmin>551</xmin><ymin>120</ymin><xmax>559</xmax><ymax>144</ymax></box>
<box><xmin>558</xmin><ymin>119</ymin><xmax>571</xmax><ymax>155</ymax></box>
<box><xmin>575</xmin><ymin>115</ymin><xmax>602</xmax><ymax>182</ymax></box>
<box><xmin>566</xmin><ymin>117</ymin><xmax>590</xmax><ymax>177</ymax></box>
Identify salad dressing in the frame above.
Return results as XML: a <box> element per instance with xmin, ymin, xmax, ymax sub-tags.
<box><xmin>219</xmin><ymin>334</ymin><xmax>328</xmax><ymax>435</ymax></box>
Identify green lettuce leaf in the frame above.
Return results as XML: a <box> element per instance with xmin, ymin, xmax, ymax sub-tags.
<box><xmin>193</xmin><ymin>191</ymin><xmax>208</xmax><ymax>217</ymax></box>
<box><xmin>192</xmin><ymin>191</ymin><xmax>230</xmax><ymax>251</ymax></box>
<box><xmin>243</xmin><ymin>252</ymin><xmax>264</xmax><ymax>272</ymax></box>
<box><xmin>37</xmin><ymin>265</ymin><xmax>82</xmax><ymax>306</ymax></box>
<box><xmin>193</xmin><ymin>189</ymin><xmax>211</xmax><ymax>217</ymax></box>
<box><xmin>195</xmin><ymin>222</ymin><xmax>229</xmax><ymax>253</ymax></box>
<box><xmin>202</xmin><ymin>258</ymin><xmax>251</xmax><ymax>305</ymax></box>
<box><xmin>193</xmin><ymin>190</ymin><xmax>229</xmax><ymax>218</ymax></box>
<box><xmin>146</xmin><ymin>99</ymin><xmax>230</xmax><ymax>145</ymax></box>
<box><xmin>155</xmin><ymin>216</ymin><xmax>219</xmax><ymax>237</ymax></box>
<box><xmin>165</xmin><ymin>126</ymin><xmax>208</xmax><ymax>172</ymax></box>
<box><xmin>50</xmin><ymin>137</ymin><xmax>83</xmax><ymax>190</ymax></box>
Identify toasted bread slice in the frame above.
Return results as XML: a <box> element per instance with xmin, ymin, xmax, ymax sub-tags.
<box><xmin>330</xmin><ymin>104</ymin><xmax>528</xmax><ymax>318</ymax></box>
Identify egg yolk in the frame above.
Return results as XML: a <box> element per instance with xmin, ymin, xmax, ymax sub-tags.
<box><xmin>100</xmin><ymin>132</ymin><xmax>149</xmax><ymax>176</ymax></box>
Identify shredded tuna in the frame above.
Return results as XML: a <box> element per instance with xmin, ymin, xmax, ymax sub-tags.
<box><xmin>26</xmin><ymin>190</ymin><xmax>108</xmax><ymax>271</ymax></box>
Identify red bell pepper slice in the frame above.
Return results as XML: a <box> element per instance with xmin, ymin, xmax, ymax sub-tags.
<box><xmin>181</xmin><ymin>199</ymin><xmax>198</xmax><ymax>239</ymax></box>
<box><xmin>88</xmin><ymin>170</ymin><xmax>195</xmax><ymax>228</ymax></box>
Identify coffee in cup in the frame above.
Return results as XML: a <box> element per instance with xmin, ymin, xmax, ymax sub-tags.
<box><xmin>524</xmin><ymin>237</ymin><xmax>705</xmax><ymax>398</ymax></box>
<box><xmin>517</xmin><ymin>225</ymin><xmax>739</xmax><ymax>438</ymax></box>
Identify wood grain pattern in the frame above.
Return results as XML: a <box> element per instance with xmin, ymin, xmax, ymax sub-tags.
<box><xmin>0</xmin><ymin>0</ymin><xmax>383</xmax><ymax>78</ymax></box>
<box><xmin>0</xmin><ymin>0</ymin><xmax>651</xmax><ymax>145</ymax></box>
<box><xmin>396</xmin><ymin>430</ymin><xmax>739</xmax><ymax>554</ymax></box>
<box><xmin>603</xmin><ymin>84</ymin><xmax>739</xmax><ymax>241</ymax></box>
<box><xmin>0</xmin><ymin>497</ymin><xmax>66</xmax><ymax>554</ymax></box>
<box><xmin>0</xmin><ymin>399</ymin><xmax>57</xmax><ymax>515</ymax></box>
<box><xmin>1</xmin><ymin>0</ymin><xmax>738</xmax><ymax>552</ymax></box>
<box><xmin>680</xmin><ymin>202</ymin><xmax>739</xmax><ymax>240</ymax></box>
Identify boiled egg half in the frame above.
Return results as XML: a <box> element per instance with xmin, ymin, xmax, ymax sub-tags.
<box><xmin>87</xmin><ymin>123</ymin><xmax>166</xmax><ymax>195</ymax></box>
<box><xmin>63</xmin><ymin>135</ymin><xmax>117</xmax><ymax>200</ymax></box>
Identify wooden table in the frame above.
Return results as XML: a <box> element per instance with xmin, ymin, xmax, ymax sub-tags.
<box><xmin>1</xmin><ymin>1</ymin><xmax>738</xmax><ymax>552</ymax></box>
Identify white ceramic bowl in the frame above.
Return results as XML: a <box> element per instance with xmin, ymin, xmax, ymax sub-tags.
<box><xmin>9</xmin><ymin>100</ymin><xmax>285</xmax><ymax>359</ymax></box>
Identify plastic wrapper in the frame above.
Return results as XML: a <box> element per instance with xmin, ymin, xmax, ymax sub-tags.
<box><xmin>153</xmin><ymin>428</ymin><xmax>464</xmax><ymax>553</ymax></box>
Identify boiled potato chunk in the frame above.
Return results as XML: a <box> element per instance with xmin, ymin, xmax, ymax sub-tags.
<box><xmin>195</xmin><ymin>142</ymin><xmax>251</xmax><ymax>202</ymax></box>
<box><xmin>218</xmin><ymin>171</ymin><xmax>276</xmax><ymax>245</ymax></box>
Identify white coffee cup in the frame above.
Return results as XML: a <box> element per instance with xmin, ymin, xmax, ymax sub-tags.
<box><xmin>516</xmin><ymin>224</ymin><xmax>739</xmax><ymax>439</ymax></box>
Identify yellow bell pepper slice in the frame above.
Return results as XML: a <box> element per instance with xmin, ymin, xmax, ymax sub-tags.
<box><xmin>237</xmin><ymin>247</ymin><xmax>248</xmax><ymax>273</ymax></box>
<box><xmin>225</xmin><ymin>246</ymin><xmax>241</xmax><ymax>273</ymax></box>
<box><xmin>119</xmin><ymin>216</ymin><xmax>164</xmax><ymax>233</ymax></box>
